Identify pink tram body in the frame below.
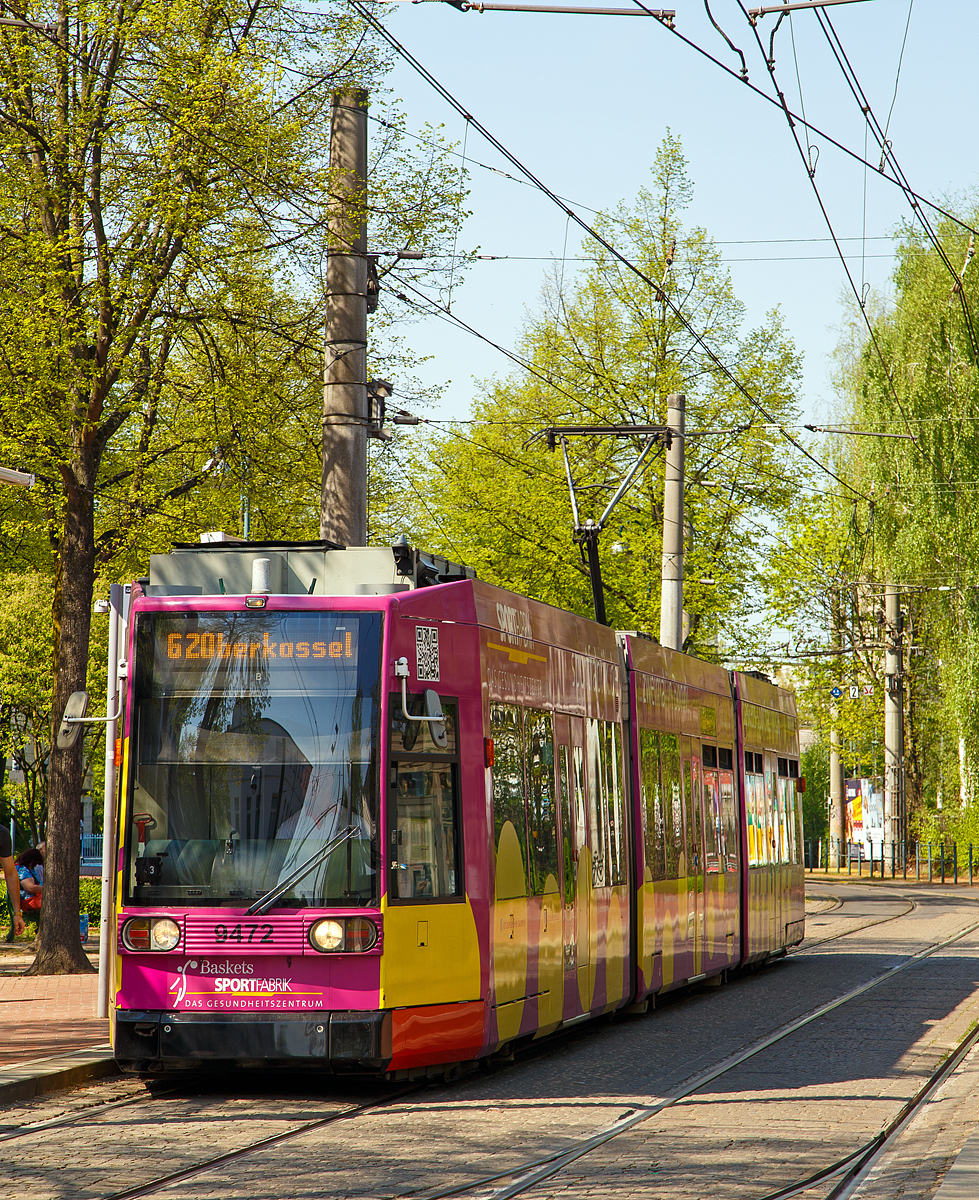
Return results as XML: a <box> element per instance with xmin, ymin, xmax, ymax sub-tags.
<box><xmin>110</xmin><ymin>543</ymin><xmax>803</xmax><ymax>1074</ymax></box>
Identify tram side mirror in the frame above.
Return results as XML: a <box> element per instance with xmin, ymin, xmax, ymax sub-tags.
<box><xmin>56</xmin><ymin>691</ymin><xmax>89</xmax><ymax>749</ymax></box>
<box><xmin>424</xmin><ymin>689</ymin><xmax>448</xmax><ymax>750</ymax></box>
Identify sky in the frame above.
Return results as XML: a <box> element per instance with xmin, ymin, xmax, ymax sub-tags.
<box><xmin>368</xmin><ymin>0</ymin><xmax>978</xmax><ymax>445</ymax></box>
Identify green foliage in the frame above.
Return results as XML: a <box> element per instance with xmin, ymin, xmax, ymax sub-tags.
<box><xmin>788</xmin><ymin>200</ymin><xmax>979</xmax><ymax>842</ymax></box>
<box><xmin>0</xmin><ymin>876</ymin><xmax>100</xmax><ymax>936</ymax></box>
<box><xmin>78</xmin><ymin>878</ymin><xmax>103</xmax><ymax>922</ymax></box>
<box><xmin>0</xmin><ymin>0</ymin><xmax>467</xmax><ymax>969</ymax></box>
<box><xmin>800</xmin><ymin>742</ymin><xmax>829</xmax><ymax>843</ymax></box>
<box><xmin>398</xmin><ymin>136</ymin><xmax>803</xmax><ymax>649</ymax></box>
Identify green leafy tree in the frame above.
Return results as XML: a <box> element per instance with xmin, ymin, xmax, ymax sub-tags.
<box><xmin>826</xmin><ymin>206</ymin><xmax>979</xmax><ymax>840</ymax></box>
<box><xmin>0</xmin><ymin>0</ymin><xmax>462</xmax><ymax>973</ymax></box>
<box><xmin>401</xmin><ymin>135</ymin><xmax>803</xmax><ymax>650</ymax></box>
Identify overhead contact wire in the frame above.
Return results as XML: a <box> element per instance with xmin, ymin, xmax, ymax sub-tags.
<box><xmin>349</xmin><ymin>0</ymin><xmax>864</xmax><ymax>499</ymax></box>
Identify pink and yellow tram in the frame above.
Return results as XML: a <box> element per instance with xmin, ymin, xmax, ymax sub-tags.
<box><xmin>110</xmin><ymin>542</ymin><xmax>804</xmax><ymax>1074</ymax></box>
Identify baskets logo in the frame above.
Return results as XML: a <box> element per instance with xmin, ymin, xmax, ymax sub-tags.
<box><xmin>166</xmin><ymin>959</ymin><xmax>325</xmax><ymax>1009</ymax></box>
<box><xmin>169</xmin><ymin>959</ymin><xmax>199</xmax><ymax>1005</ymax></box>
<box><xmin>214</xmin><ymin>977</ymin><xmax>294</xmax><ymax>993</ymax></box>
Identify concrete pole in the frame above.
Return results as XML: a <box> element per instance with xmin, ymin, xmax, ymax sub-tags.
<box><xmin>659</xmin><ymin>392</ymin><xmax>685</xmax><ymax>650</ymax></box>
<box><xmin>884</xmin><ymin>585</ymin><xmax>904</xmax><ymax>851</ymax></box>
<box><xmin>321</xmin><ymin>89</ymin><xmax>369</xmax><ymax>547</ymax></box>
<box><xmin>829</xmin><ymin>589</ymin><xmax>844</xmax><ymax>866</ymax></box>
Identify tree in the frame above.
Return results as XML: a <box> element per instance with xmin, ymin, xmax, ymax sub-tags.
<box><xmin>400</xmin><ymin>135</ymin><xmax>804</xmax><ymax>650</ymax></box>
<box><xmin>826</xmin><ymin>206</ymin><xmax>979</xmax><ymax>839</ymax></box>
<box><xmin>0</xmin><ymin>0</ymin><xmax>463</xmax><ymax>972</ymax></box>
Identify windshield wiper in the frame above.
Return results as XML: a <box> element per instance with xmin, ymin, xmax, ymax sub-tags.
<box><xmin>244</xmin><ymin>826</ymin><xmax>357</xmax><ymax>916</ymax></box>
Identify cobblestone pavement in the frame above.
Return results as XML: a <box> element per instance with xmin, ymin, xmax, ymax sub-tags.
<box><xmin>3</xmin><ymin>881</ymin><xmax>979</xmax><ymax>1200</ymax></box>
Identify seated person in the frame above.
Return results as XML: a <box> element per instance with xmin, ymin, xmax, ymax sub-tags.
<box><xmin>16</xmin><ymin>846</ymin><xmax>43</xmax><ymax>910</ymax></box>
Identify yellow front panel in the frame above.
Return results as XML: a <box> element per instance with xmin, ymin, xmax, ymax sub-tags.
<box><xmin>381</xmin><ymin>897</ymin><xmax>481</xmax><ymax>1008</ymax></box>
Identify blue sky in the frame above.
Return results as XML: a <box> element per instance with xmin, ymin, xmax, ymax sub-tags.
<box><xmin>373</xmin><ymin>0</ymin><xmax>977</xmax><ymax>437</ymax></box>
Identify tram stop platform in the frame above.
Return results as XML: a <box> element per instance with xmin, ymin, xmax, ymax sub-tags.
<box><xmin>0</xmin><ymin>941</ymin><xmax>115</xmax><ymax>1102</ymax></box>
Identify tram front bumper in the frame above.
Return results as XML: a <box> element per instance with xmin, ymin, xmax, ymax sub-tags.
<box><xmin>114</xmin><ymin>1009</ymin><xmax>392</xmax><ymax>1072</ymax></box>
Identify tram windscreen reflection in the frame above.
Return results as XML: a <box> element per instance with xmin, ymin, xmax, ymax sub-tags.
<box><xmin>126</xmin><ymin>611</ymin><xmax>382</xmax><ymax>907</ymax></box>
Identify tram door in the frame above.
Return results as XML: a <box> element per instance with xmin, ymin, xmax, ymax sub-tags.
<box><xmin>771</xmin><ymin>765</ymin><xmax>783</xmax><ymax>948</ymax></box>
<box><xmin>570</xmin><ymin>716</ymin><xmax>593</xmax><ymax>1011</ymax></box>
<box><xmin>765</xmin><ymin>756</ymin><xmax>779</xmax><ymax>952</ymax></box>
<box><xmin>553</xmin><ymin>714</ymin><xmax>577</xmax><ymax>981</ymax></box>
<box><xmin>681</xmin><ymin>738</ymin><xmax>705</xmax><ymax>977</ymax></box>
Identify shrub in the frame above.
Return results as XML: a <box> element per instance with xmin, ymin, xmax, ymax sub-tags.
<box><xmin>0</xmin><ymin>876</ymin><xmax>102</xmax><ymax>933</ymax></box>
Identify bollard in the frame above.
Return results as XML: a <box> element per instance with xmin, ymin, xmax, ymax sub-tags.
<box><xmin>971</xmin><ymin>845</ymin><xmax>974</xmax><ymax>886</ymax></box>
<box><xmin>929</xmin><ymin>842</ymin><xmax>932</xmax><ymax>883</ymax></box>
<box><xmin>954</xmin><ymin>843</ymin><xmax>958</xmax><ymax>885</ymax></box>
<box><xmin>891</xmin><ymin>840</ymin><xmax>896</xmax><ymax>879</ymax></box>
<box><xmin>941</xmin><ymin>844</ymin><xmax>946</xmax><ymax>884</ymax></box>
<box><xmin>916</xmin><ymin>841</ymin><xmax>919</xmax><ymax>881</ymax></box>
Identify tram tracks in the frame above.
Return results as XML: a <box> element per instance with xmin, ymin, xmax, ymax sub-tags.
<box><xmin>407</xmin><ymin>911</ymin><xmax>979</xmax><ymax>1200</ymax></box>
<box><xmin>4</xmin><ymin>893</ymin><xmax>976</xmax><ymax>1200</ymax></box>
<box><xmin>104</xmin><ymin>1087</ymin><xmax>426</xmax><ymax>1200</ymax></box>
<box><xmin>792</xmin><ymin>891</ymin><xmax>916</xmax><ymax>954</ymax></box>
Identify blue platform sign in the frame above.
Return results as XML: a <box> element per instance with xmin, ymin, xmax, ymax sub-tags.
<box><xmin>830</xmin><ymin>686</ymin><xmax>843</xmax><ymax>699</ymax></box>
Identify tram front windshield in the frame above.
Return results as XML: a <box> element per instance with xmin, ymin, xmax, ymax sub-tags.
<box><xmin>126</xmin><ymin>610</ymin><xmax>382</xmax><ymax>908</ymax></box>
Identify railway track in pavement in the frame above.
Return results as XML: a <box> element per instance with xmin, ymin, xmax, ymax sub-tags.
<box><xmin>3</xmin><ymin>883</ymin><xmax>977</xmax><ymax>1200</ymax></box>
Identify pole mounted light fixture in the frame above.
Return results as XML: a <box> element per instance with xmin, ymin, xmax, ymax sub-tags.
<box><xmin>0</xmin><ymin>465</ymin><xmax>34</xmax><ymax>488</ymax></box>
<box><xmin>748</xmin><ymin>0</ymin><xmax>876</xmax><ymax>18</ymax></box>
<box><xmin>377</xmin><ymin>0</ymin><xmax>675</xmax><ymax>19</ymax></box>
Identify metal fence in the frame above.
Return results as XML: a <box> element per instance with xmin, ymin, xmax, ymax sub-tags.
<box><xmin>805</xmin><ymin>838</ymin><xmax>979</xmax><ymax>883</ymax></box>
<box><xmin>80</xmin><ymin>834</ymin><xmax>103</xmax><ymax>861</ymax></box>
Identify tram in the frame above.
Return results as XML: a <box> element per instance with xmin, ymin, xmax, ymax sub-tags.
<box><xmin>106</xmin><ymin>539</ymin><xmax>804</xmax><ymax>1075</ymax></box>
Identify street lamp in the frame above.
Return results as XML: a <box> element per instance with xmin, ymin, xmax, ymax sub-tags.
<box><xmin>0</xmin><ymin>465</ymin><xmax>33</xmax><ymax>488</ymax></box>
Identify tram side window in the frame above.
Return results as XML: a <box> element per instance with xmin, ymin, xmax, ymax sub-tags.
<box><xmin>777</xmin><ymin>776</ymin><xmax>790</xmax><ymax>864</ymax></box>
<box><xmin>747</xmin><ymin>768</ymin><xmax>765</xmax><ymax>867</ymax></box>
<box><xmin>586</xmin><ymin>718</ymin><xmax>608</xmax><ymax>888</ymax></box>
<box><xmin>765</xmin><ymin>765</ymin><xmax>778</xmax><ymax>864</ymax></box>
<box><xmin>572</xmin><ymin>744</ymin><xmax>587</xmax><ymax>862</ymax></box>
<box><xmin>683</xmin><ymin>759</ymin><xmax>699</xmax><ymax>875</ymax></box>
<box><xmin>490</xmin><ymin>703</ymin><xmax>527</xmax><ymax>899</ymax></box>
<box><xmin>660</xmin><ymin>733</ymin><xmax>683</xmax><ymax>879</ymax></box>
<box><xmin>526</xmin><ymin>708</ymin><xmax>560</xmax><ymax>895</ymax></box>
<box><xmin>640</xmin><ymin>729</ymin><xmax>666</xmax><ymax>882</ymax></box>
<box><xmin>783</xmin><ymin>777</ymin><xmax>798</xmax><ymax>864</ymax></box>
<box><xmin>393</xmin><ymin>764</ymin><xmax>460</xmax><ymax>899</ymax></box>
<box><xmin>605</xmin><ymin>722</ymin><xmax>627</xmax><ymax>886</ymax></box>
<box><xmin>703</xmin><ymin>766</ymin><xmax>722</xmax><ymax>873</ymax></box>
<box><xmin>559</xmin><ymin>746</ymin><xmax>575</xmax><ymax>905</ymax></box>
<box><xmin>719</xmin><ymin>766</ymin><xmax>738</xmax><ymax>872</ymax></box>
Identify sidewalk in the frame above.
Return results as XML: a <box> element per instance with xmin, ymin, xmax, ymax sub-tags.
<box><xmin>0</xmin><ymin>940</ymin><xmax>116</xmax><ymax>1100</ymax></box>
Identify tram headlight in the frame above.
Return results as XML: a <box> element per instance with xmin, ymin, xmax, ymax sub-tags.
<box><xmin>150</xmin><ymin>918</ymin><xmax>181</xmax><ymax>951</ymax></box>
<box><xmin>309</xmin><ymin>919</ymin><xmax>345</xmax><ymax>952</ymax></box>
<box><xmin>121</xmin><ymin>916</ymin><xmax>181</xmax><ymax>952</ymax></box>
<box><xmin>308</xmin><ymin>917</ymin><xmax>378</xmax><ymax>953</ymax></box>
<box><xmin>345</xmin><ymin>918</ymin><xmax>379</xmax><ymax>952</ymax></box>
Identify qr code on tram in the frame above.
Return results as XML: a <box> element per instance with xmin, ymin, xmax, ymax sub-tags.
<box><xmin>415</xmin><ymin>626</ymin><xmax>440</xmax><ymax>682</ymax></box>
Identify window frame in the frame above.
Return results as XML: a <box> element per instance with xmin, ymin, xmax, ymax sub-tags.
<box><xmin>387</xmin><ymin>692</ymin><xmax>464</xmax><ymax>905</ymax></box>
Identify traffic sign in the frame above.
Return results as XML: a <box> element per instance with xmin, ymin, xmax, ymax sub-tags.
<box><xmin>830</xmin><ymin>686</ymin><xmax>843</xmax><ymax>699</ymax></box>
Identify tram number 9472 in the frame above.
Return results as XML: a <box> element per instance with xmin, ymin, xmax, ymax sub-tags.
<box><xmin>214</xmin><ymin>923</ymin><xmax>274</xmax><ymax>944</ymax></box>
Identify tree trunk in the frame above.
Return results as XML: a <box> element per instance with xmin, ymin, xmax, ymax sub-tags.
<box><xmin>26</xmin><ymin>476</ymin><xmax>97</xmax><ymax>975</ymax></box>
